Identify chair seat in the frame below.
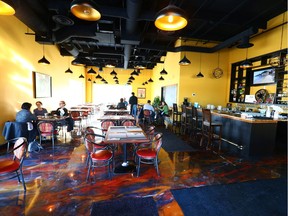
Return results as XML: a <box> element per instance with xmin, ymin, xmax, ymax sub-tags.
<box><xmin>91</xmin><ymin>150</ymin><xmax>112</xmax><ymax>161</ymax></box>
<box><xmin>0</xmin><ymin>160</ymin><xmax>20</xmax><ymax>173</ymax></box>
<box><xmin>40</xmin><ymin>131</ymin><xmax>55</xmax><ymax>136</ymax></box>
<box><xmin>136</xmin><ymin>148</ymin><xmax>156</xmax><ymax>159</ymax></box>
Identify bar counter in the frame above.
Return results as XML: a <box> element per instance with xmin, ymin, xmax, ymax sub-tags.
<box><xmin>196</xmin><ymin>109</ymin><xmax>287</xmax><ymax>157</ymax></box>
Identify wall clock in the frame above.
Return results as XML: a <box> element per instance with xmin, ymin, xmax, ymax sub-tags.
<box><xmin>212</xmin><ymin>67</ymin><xmax>224</xmax><ymax>78</ymax></box>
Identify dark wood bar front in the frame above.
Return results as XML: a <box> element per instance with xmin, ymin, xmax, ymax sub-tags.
<box><xmin>198</xmin><ymin>109</ymin><xmax>284</xmax><ymax>157</ymax></box>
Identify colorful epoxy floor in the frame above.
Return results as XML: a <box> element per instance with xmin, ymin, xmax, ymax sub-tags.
<box><xmin>0</xmin><ymin>123</ymin><xmax>286</xmax><ymax>216</ymax></box>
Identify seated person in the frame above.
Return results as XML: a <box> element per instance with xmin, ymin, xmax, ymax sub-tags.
<box><xmin>158</xmin><ymin>101</ymin><xmax>169</xmax><ymax>117</ymax></box>
<box><xmin>33</xmin><ymin>101</ymin><xmax>48</xmax><ymax>116</ymax></box>
<box><xmin>16</xmin><ymin>102</ymin><xmax>38</xmax><ymax>141</ymax></box>
<box><xmin>56</xmin><ymin>101</ymin><xmax>74</xmax><ymax>132</ymax></box>
<box><xmin>158</xmin><ymin>101</ymin><xmax>170</xmax><ymax>128</ymax></box>
<box><xmin>123</xmin><ymin>97</ymin><xmax>128</xmax><ymax>107</ymax></box>
<box><xmin>143</xmin><ymin>100</ymin><xmax>155</xmax><ymax>119</ymax></box>
<box><xmin>117</xmin><ymin>98</ymin><xmax>126</xmax><ymax>109</ymax></box>
<box><xmin>16</xmin><ymin>102</ymin><xmax>37</xmax><ymax>123</ymax></box>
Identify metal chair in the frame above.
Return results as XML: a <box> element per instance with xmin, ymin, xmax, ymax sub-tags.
<box><xmin>180</xmin><ymin>105</ymin><xmax>192</xmax><ymax>135</ymax></box>
<box><xmin>37</xmin><ymin>121</ymin><xmax>57</xmax><ymax>149</ymax></box>
<box><xmin>172</xmin><ymin>103</ymin><xmax>182</xmax><ymax>134</ymax></box>
<box><xmin>136</xmin><ymin>133</ymin><xmax>163</xmax><ymax>177</ymax></box>
<box><xmin>121</xmin><ymin>120</ymin><xmax>135</xmax><ymax>126</ymax></box>
<box><xmin>190</xmin><ymin>106</ymin><xmax>203</xmax><ymax>144</ymax></box>
<box><xmin>101</xmin><ymin>120</ymin><xmax>115</xmax><ymax>135</ymax></box>
<box><xmin>84</xmin><ymin>132</ymin><xmax>114</xmax><ymax>181</ymax></box>
<box><xmin>0</xmin><ymin>137</ymin><xmax>28</xmax><ymax>191</ymax></box>
<box><xmin>70</xmin><ymin>111</ymin><xmax>82</xmax><ymax>130</ymax></box>
<box><xmin>200</xmin><ymin>108</ymin><xmax>222</xmax><ymax>151</ymax></box>
<box><xmin>143</xmin><ymin>109</ymin><xmax>152</xmax><ymax>125</ymax></box>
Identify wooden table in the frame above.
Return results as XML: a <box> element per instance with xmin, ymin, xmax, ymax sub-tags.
<box><xmin>98</xmin><ymin>115</ymin><xmax>135</xmax><ymax>125</ymax></box>
<box><xmin>104</xmin><ymin>126</ymin><xmax>149</xmax><ymax>173</ymax></box>
<box><xmin>37</xmin><ymin>116</ymin><xmax>68</xmax><ymax>122</ymax></box>
<box><xmin>103</xmin><ymin>109</ymin><xmax>130</xmax><ymax>115</ymax></box>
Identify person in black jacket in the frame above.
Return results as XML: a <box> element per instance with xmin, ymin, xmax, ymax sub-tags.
<box><xmin>129</xmin><ymin>92</ymin><xmax>138</xmax><ymax>116</ymax></box>
<box><xmin>56</xmin><ymin>101</ymin><xmax>74</xmax><ymax>132</ymax></box>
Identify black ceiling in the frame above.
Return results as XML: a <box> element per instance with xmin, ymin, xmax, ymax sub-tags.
<box><xmin>12</xmin><ymin>0</ymin><xmax>287</xmax><ymax>69</ymax></box>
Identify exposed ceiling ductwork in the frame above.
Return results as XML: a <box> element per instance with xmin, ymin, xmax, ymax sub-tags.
<box><xmin>11</xmin><ymin>0</ymin><xmax>287</xmax><ymax>69</ymax></box>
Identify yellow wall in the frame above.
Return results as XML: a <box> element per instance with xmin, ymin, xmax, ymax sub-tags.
<box><xmin>0</xmin><ymin>15</ymin><xmax>85</xmax><ymax>142</ymax></box>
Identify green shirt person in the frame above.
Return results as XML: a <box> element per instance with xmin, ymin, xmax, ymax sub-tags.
<box><xmin>159</xmin><ymin>101</ymin><xmax>169</xmax><ymax>116</ymax></box>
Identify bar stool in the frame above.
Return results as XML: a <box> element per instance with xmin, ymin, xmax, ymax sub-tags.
<box><xmin>190</xmin><ymin>106</ymin><xmax>203</xmax><ymax>143</ymax></box>
<box><xmin>172</xmin><ymin>103</ymin><xmax>181</xmax><ymax>134</ymax></box>
<box><xmin>200</xmin><ymin>108</ymin><xmax>222</xmax><ymax>151</ymax></box>
<box><xmin>180</xmin><ymin>105</ymin><xmax>192</xmax><ymax>135</ymax></box>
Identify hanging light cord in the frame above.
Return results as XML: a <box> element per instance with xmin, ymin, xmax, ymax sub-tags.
<box><xmin>280</xmin><ymin>14</ymin><xmax>285</xmax><ymax>50</ymax></box>
<box><xmin>199</xmin><ymin>53</ymin><xmax>202</xmax><ymax>70</ymax></box>
<box><xmin>217</xmin><ymin>52</ymin><xmax>220</xmax><ymax>67</ymax></box>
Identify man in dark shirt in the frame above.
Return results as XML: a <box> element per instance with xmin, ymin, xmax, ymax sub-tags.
<box><xmin>117</xmin><ymin>98</ymin><xmax>126</xmax><ymax>109</ymax></box>
<box><xmin>129</xmin><ymin>92</ymin><xmax>138</xmax><ymax>115</ymax></box>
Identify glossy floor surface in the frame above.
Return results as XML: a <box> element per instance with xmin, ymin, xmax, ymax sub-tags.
<box><xmin>0</xmin><ymin>117</ymin><xmax>287</xmax><ymax>216</ymax></box>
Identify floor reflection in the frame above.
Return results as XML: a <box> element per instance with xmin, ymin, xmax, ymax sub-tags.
<box><xmin>0</xmin><ymin>130</ymin><xmax>286</xmax><ymax>216</ymax></box>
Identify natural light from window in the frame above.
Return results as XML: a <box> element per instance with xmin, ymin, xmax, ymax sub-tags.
<box><xmin>93</xmin><ymin>84</ymin><xmax>132</xmax><ymax>106</ymax></box>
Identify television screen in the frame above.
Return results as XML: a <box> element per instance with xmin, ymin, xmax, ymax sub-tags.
<box><xmin>252</xmin><ymin>68</ymin><xmax>275</xmax><ymax>85</ymax></box>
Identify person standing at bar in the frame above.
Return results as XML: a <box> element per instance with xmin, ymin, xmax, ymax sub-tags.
<box><xmin>129</xmin><ymin>92</ymin><xmax>138</xmax><ymax>116</ymax></box>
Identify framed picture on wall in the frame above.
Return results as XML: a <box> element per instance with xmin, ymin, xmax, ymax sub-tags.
<box><xmin>137</xmin><ymin>88</ymin><xmax>146</xmax><ymax>99</ymax></box>
<box><xmin>33</xmin><ymin>71</ymin><xmax>52</xmax><ymax>98</ymax></box>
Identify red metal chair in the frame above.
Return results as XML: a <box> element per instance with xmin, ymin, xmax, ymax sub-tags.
<box><xmin>84</xmin><ymin>133</ymin><xmax>114</xmax><ymax>181</ymax></box>
<box><xmin>121</xmin><ymin>120</ymin><xmax>135</xmax><ymax>126</ymax></box>
<box><xmin>101</xmin><ymin>120</ymin><xmax>115</xmax><ymax>135</ymax></box>
<box><xmin>84</xmin><ymin>126</ymin><xmax>107</xmax><ymax>166</ymax></box>
<box><xmin>136</xmin><ymin>133</ymin><xmax>163</xmax><ymax>177</ymax></box>
<box><xmin>143</xmin><ymin>109</ymin><xmax>152</xmax><ymax>125</ymax></box>
<box><xmin>70</xmin><ymin>111</ymin><xmax>82</xmax><ymax>130</ymax></box>
<box><xmin>0</xmin><ymin>137</ymin><xmax>28</xmax><ymax>191</ymax></box>
<box><xmin>37</xmin><ymin>121</ymin><xmax>57</xmax><ymax>149</ymax></box>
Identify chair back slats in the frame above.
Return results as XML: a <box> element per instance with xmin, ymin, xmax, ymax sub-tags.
<box><xmin>153</xmin><ymin>133</ymin><xmax>163</xmax><ymax>152</ymax></box>
<box><xmin>143</xmin><ymin>109</ymin><xmax>151</xmax><ymax>117</ymax></box>
<box><xmin>38</xmin><ymin>122</ymin><xmax>54</xmax><ymax>133</ymax></box>
<box><xmin>202</xmin><ymin>108</ymin><xmax>212</xmax><ymax>126</ymax></box>
<box><xmin>101</xmin><ymin>120</ymin><xmax>115</xmax><ymax>131</ymax></box>
<box><xmin>173</xmin><ymin>103</ymin><xmax>178</xmax><ymax>112</ymax></box>
<box><xmin>121</xmin><ymin>120</ymin><xmax>135</xmax><ymax>126</ymax></box>
<box><xmin>146</xmin><ymin>126</ymin><xmax>155</xmax><ymax>140</ymax></box>
<box><xmin>13</xmin><ymin>138</ymin><xmax>27</xmax><ymax>161</ymax></box>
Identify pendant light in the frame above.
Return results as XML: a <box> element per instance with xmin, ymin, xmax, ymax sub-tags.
<box><xmin>98</xmin><ymin>66</ymin><xmax>103</xmax><ymax>72</ymax></box>
<box><xmin>196</xmin><ymin>53</ymin><xmax>204</xmax><ymax>78</ymax></box>
<box><xmin>65</xmin><ymin>57</ymin><xmax>73</xmax><ymax>73</ymax></box>
<box><xmin>240</xmin><ymin>48</ymin><xmax>253</xmax><ymax>69</ymax></box>
<box><xmin>129</xmin><ymin>76</ymin><xmax>135</xmax><ymax>80</ymax></box>
<box><xmin>87</xmin><ymin>67</ymin><xmax>96</xmax><ymax>74</ymax></box>
<box><xmin>70</xmin><ymin>0</ymin><xmax>101</xmax><ymax>21</ymax></box>
<box><xmin>148</xmin><ymin>78</ymin><xmax>154</xmax><ymax>82</ymax></box>
<box><xmin>110</xmin><ymin>69</ymin><xmax>117</xmax><ymax>76</ymax></box>
<box><xmin>38</xmin><ymin>44</ymin><xmax>50</xmax><ymax>65</ymax></box>
<box><xmin>79</xmin><ymin>74</ymin><xmax>84</xmax><ymax>78</ymax></box>
<box><xmin>131</xmin><ymin>69</ymin><xmax>139</xmax><ymax>76</ymax></box>
<box><xmin>96</xmin><ymin>74</ymin><xmax>102</xmax><ymax>79</ymax></box>
<box><xmin>0</xmin><ymin>0</ymin><xmax>15</xmax><ymax>15</ymax></box>
<box><xmin>155</xmin><ymin>5</ymin><xmax>188</xmax><ymax>31</ymax></box>
<box><xmin>179</xmin><ymin>40</ymin><xmax>191</xmax><ymax>65</ymax></box>
<box><xmin>179</xmin><ymin>55</ymin><xmax>191</xmax><ymax>65</ymax></box>
<box><xmin>159</xmin><ymin>76</ymin><xmax>165</xmax><ymax>81</ymax></box>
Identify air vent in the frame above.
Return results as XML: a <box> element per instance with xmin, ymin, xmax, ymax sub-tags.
<box><xmin>52</xmin><ymin>15</ymin><xmax>74</xmax><ymax>26</ymax></box>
